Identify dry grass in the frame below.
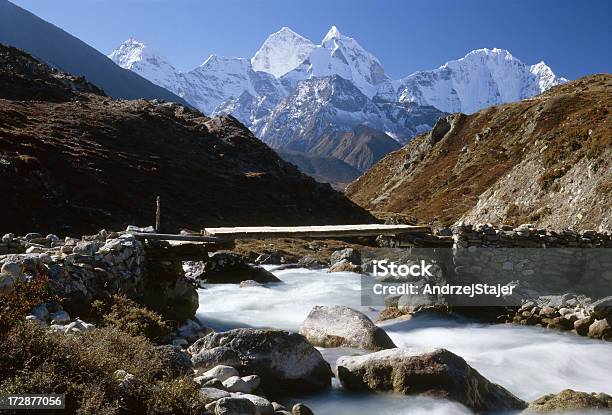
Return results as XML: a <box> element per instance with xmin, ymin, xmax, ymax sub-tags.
<box><xmin>91</xmin><ymin>295</ymin><xmax>172</xmax><ymax>345</ymax></box>
<box><xmin>0</xmin><ymin>324</ymin><xmax>205</xmax><ymax>414</ymax></box>
<box><xmin>0</xmin><ymin>272</ymin><xmax>55</xmax><ymax>336</ymax></box>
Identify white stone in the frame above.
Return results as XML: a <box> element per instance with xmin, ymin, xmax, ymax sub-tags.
<box><xmin>199</xmin><ymin>387</ymin><xmax>231</xmax><ymax>404</ymax></box>
<box><xmin>222</xmin><ymin>376</ymin><xmax>252</xmax><ymax>393</ymax></box>
<box><xmin>202</xmin><ymin>365</ymin><xmax>240</xmax><ymax>382</ymax></box>
<box><xmin>1</xmin><ymin>262</ymin><xmax>22</xmax><ymax>278</ymax></box>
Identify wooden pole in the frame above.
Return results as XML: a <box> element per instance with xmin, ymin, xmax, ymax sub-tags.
<box><xmin>155</xmin><ymin>196</ymin><xmax>161</xmax><ymax>232</ymax></box>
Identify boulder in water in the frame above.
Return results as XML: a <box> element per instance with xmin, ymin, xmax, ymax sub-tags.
<box><xmin>191</xmin><ymin>328</ymin><xmax>332</xmax><ymax>393</ymax></box>
<box><xmin>336</xmin><ymin>347</ymin><xmax>527</xmax><ymax>412</ymax></box>
<box><xmin>524</xmin><ymin>389</ymin><xmax>612</xmax><ymax>413</ymax></box>
<box><xmin>299</xmin><ymin>305</ymin><xmax>396</xmax><ymax>351</ymax></box>
<box><xmin>592</xmin><ymin>296</ymin><xmax>612</xmax><ymax>319</ymax></box>
<box><xmin>188</xmin><ymin>252</ymin><xmax>280</xmax><ymax>284</ymax></box>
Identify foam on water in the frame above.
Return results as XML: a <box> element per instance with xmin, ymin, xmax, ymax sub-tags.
<box><xmin>197</xmin><ymin>267</ymin><xmax>374</xmax><ymax>331</ymax></box>
<box><xmin>196</xmin><ymin>268</ymin><xmax>612</xmax><ymax>414</ymax></box>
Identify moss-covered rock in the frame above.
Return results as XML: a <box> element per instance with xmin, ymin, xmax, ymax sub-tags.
<box><xmin>524</xmin><ymin>389</ymin><xmax>612</xmax><ymax>413</ymax></box>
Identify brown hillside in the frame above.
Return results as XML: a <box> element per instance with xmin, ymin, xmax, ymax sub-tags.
<box><xmin>347</xmin><ymin>74</ymin><xmax>611</xmax><ymax>231</ymax></box>
<box><xmin>0</xmin><ymin>44</ymin><xmax>374</xmax><ymax>235</ymax></box>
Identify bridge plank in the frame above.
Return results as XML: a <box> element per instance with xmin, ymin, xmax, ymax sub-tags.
<box><xmin>202</xmin><ymin>224</ymin><xmax>431</xmax><ymax>239</ymax></box>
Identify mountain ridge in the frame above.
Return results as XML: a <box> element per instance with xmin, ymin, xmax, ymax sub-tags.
<box><xmin>0</xmin><ymin>44</ymin><xmax>374</xmax><ymax>234</ymax></box>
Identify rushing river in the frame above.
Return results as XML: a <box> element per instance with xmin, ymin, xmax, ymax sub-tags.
<box><xmin>196</xmin><ymin>267</ymin><xmax>612</xmax><ymax>414</ymax></box>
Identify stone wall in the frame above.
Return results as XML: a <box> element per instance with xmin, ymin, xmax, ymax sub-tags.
<box><xmin>451</xmin><ymin>223</ymin><xmax>612</xmax><ymax>248</ymax></box>
<box><xmin>450</xmin><ymin>223</ymin><xmax>612</xmax><ymax>300</ymax></box>
<box><xmin>0</xmin><ymin>229</ymin><xmax>198</xmax><ymax>322</ymax></box>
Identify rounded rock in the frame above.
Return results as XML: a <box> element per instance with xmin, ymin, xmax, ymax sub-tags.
<box><xmin>222</xmin><ymin>376</ymin><xmax>252</xmax><ymax>393</ymax></box>
<box><xmin>240</xmin><ymin>394</ymin><xmax>274</xmax><ymax>415</ymax></box>
<box><xmin>292</xmin><ymin>403</ymin><xmax>314</xmax><ymax>415</ymax></box>
<box><xmin>214</xmin><ymin>397</ymin><xmax>257</xmax><ymax>415</ymax></box>
<box><xmin>201</xmin><ymin>365</ymin><xmax>240</xmax><ymax>383</ymax></box>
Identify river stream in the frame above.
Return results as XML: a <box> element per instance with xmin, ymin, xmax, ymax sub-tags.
<box><xmin>196</xmin><ymin>268</ymin><xmax>612</xmax><ymax>414</ymax></box>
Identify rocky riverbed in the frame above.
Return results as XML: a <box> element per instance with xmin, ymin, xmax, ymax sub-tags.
<box><xmin>197</xmin><ymin>266</ymin><xmax>612</xmax><ymax>414</ymax></box>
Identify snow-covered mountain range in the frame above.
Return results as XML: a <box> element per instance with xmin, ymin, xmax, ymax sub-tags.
<box><xmin>109</xmin><ymin>27</ymin><xmax>567</xmax><ymax>186</ymax></box>
<box><xmin>397</xmin><ymin>48</ymin><xmax>568</xmax><ymax>114</ymax></box>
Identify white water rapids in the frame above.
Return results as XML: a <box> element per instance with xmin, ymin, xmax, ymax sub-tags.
<box><xmin>196</xmin><ymin>268</ymin><xmax>612</xmax><ymax>414</ymax></box>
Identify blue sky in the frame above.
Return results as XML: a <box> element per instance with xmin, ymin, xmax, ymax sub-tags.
<box><xmin>10</xmin><ymin>0</ymin><xmax>612</xmax><ymax>80</ymax></box>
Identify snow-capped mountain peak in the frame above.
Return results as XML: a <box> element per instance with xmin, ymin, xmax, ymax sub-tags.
<box><xmin>321</xmin><ymin>25</ymin><xmax>345</xmax><ymax>44</ymax></box>
<box><xmin>109</xmin><ymin>38</ymin><xmax>149</xmax><ymax>69</ymax></box>
<box><xmin>283</xmin><ymin>26</ymin><xmax>395</xmax><ymax>100</ymax></box>
<box><xmin>112</xmin><ymin>29</ymin><xmax>569</xmax><ymax>186</ymax></box>
<box><xmin>251</xmin><ymin>26</ymin><xmax>315</xmax><ymax>77</ymax></box>
<box><xmin>109</xmin><ymin>38</ymin><xmax>180</xmax><ymax>94</ymax></box>
<box><xmin>530</xmin><ymin>61</ymin><xmax>568</xmax><ymax>91</ymax></box>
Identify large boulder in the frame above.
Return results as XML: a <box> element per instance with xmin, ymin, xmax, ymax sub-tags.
<box><xmin>336</xmin><ymin>348</ymin><xmax>527</xmax><ymax>412</ymax></box>
<box><xmin>187</xmin><ymin>252</ymin><xmax>280</xmax><ymax>284</ymax></box>
<box><xmin>299</xmin><ymin>305</ymin><xmax>396</xmax><ymax>351</ymax></box>
<box><xmin>214</xmin><ymin>397</ymin><xmax>257</xmax><ymax>415</ymax></box>
<box><xmin>189</xmin><ymin>345</ymin><xmax>241</xmax><ymax>371</ymax></box>
<box><xmin>190</xmin><ymin>329</ymin><xmax>332</xmax><ymax>393</ymax></box>
<box><xmin>588</xmin><ymin>318</ymin><xmax>611</xmax><ymax>340</ymax></box>
<box><xmin>524</xmin><ymin>389</ymin><xmax>612</xmax><ymax>413</ymax></box>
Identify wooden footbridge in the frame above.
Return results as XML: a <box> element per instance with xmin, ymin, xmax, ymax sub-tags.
<box><xmin>132</xmin><ymin>224</ymin><xmax>430</xmax><ymax>240</ymax></box>
<box><xmin>131</xmin><ymin>223</ymin><xmax>432</xmax><ymax>246</ymax></box>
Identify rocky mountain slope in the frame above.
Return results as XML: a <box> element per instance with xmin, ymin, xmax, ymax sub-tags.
<box><xmin>110</xmin><ymin>27</ymin><xmax>566</xmax><ymax>187</ymax></box>
<box><xmin>0</xmin><ymin>44</ymin><xmax>374</xmax><ymax>235</ymax></box>
<box><xmin>347</xmin><ymin>75</ymin><xmax>611</xmax><ymax>231</ymax></box>
<box><xmin>0</xmin><ymin>0</ymin><xmax>188</xmax><ymax>105</ymax></box>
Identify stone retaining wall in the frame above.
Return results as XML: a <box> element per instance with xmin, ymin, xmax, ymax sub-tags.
<box><xmin>450</xmin><ymin>223</ymin><xmax>612</xmax><ymax>300</ymax></box>
<box><xmin>451</xmin><ymin>223</ymin><xmax>612</xmax><ymax>248</ymax></box>
<box><xmin>0</xmin><ymin>229</ymin><xmax>198</xmax><ymax>322</ymax></box>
